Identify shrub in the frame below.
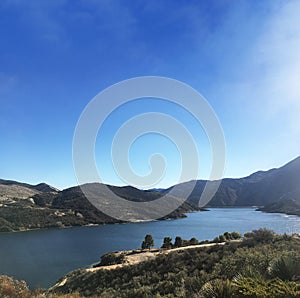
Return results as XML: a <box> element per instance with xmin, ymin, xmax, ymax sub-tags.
<box><xmin>268</xmin><ymin>252</ymin><xmax>300</xmax><ymax>281</ymax></box>
<box><xmin>230</xmin><ymin>231</ymin><xmax>242</xmax><ymax>239</ymax></box>
<box><xmin>189</xmin><ymin>237</ymin><xmax>199</xmax><ymax>245</ymax></box>
<box><xmin>234</xmin><ymin>276</ymin><xmax>300</xmax><ymax>297</ymax></box>
<box><xmin>0</xmin><ymin>275</ymin><xmax>30</xmax><ymax>298</ymax></box>
<box><xmin>99</xmin><ymin>252</ymin><xmax>125</xmax><ymax>266</ymax></box>
<box><xmin>244</xmin><ymin>228</ymin><xmax>275</xmax><ymax>244</ymax></box>
<box><xmin>199</xmin><ymin>279</ymin><xmax>236</xmax><ymax>298</ymax></box>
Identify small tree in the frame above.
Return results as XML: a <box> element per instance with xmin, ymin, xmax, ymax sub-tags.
<box><xmin>174</xmin><ymin>236</ymin><xmax>183</xmax><ymax>248</ymax></box>
<box><xmin>218</xmin><ymin>235</ymin><xmax>226</xmax><ymax>242</ymax></box>
<box><xmin>189</xmin><ymin>237</ymin><xmax>199</xmax><ymax>245</ymax></box>
<box><xmin>253</xmin><ymin>228</ymin><xmax>275</xmax><ymax>243</ymax></box>
<box><xmin>244</xmin><ymin>228</ymin><xmax>275</xmax><ymax>244</ymax></box>
<box><xmin>223</xmin><ymin>232</ymin><xmax>231</xmax><ymax>240</ymax></box>
<box><xmin>213</xmin><ymin>236</ymin><xmax>221</xmax><ymax>243</ymax></box>
<box><xmin>141</xmin><ymin>234</ymin><xmax>154</xmax><ymax>250</ymax></box>
<box><xmin>161</xmin><ymin>237</ymin><xmax>173</xmax><ymax>249</ymax></box>
<box><xmin>231</xmin><ymin>231</ymin><xmax>242</xmax><ymax>239</ymax></box>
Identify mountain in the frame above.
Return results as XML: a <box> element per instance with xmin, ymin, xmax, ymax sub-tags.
<box><xmin>0</xmin><ymin>180</ymin><xmax>198</xmax><ymax>232</ymax></box>
<box><xmin>0</xmin><ymin>178</ymin><xmax>58</xmax><ymax>201</ymax></box>
<box><xmin>1</xmin><ymin>156</ymin><xmax>299</xmax><ymax>232</ymax></box>
<box><xmin>162</xmin><ymin>156</ymin><xmax>300</xmax><ymax>208</ymax></box>
<box><xmin>257</xmin><ymin>198</ymin><xmax>300</xmax><ymax>216</ymax></box>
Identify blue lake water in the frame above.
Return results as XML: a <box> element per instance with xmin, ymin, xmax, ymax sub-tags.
<box><xmin>0</xmin><ymin>208</ymin><xmax>299</xmax><ymax>289</ymax></box>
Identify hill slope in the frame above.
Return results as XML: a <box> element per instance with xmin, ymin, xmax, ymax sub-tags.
<box><xmin>0</xmin><ymin>181</ymin><xmax>198</xmax><ymax>232</ymax></box>
<box><xmin>49</xmin><ymin>232</ymin><xmax>300</xmax><ymax>298</ymax></box>
<box><xmin>257</xmin><ymin>198</ymin><xmax>300</xmax><ymax>216</ymax></box>
<box><xmin>1</xmin><ymin>156</ymin><xmax>299</xmax><ymax>231</ymax></box>
<box><xmin>163</xmin><ymin>156</ymin><xmax>300</xmax><ymax>207</ymax></box>
<box><xmin>0</xmin><ymin>179</ymin><xmax>58</xmax><ymax>200</ymax></box>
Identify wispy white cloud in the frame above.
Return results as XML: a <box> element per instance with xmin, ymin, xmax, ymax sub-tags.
<box><xmin>254</xmin><ymin>0</ymin><xmax>300</xmax><ymax>129</ymax></box>
<box><xmin>234</xmin><ymin>0</ymin><xmax>300</xmax><ymax>164</ymax></box>
<box><xmin>199</xmin><ymin>0</ymin><xmax>300</xmax><ymax>174</ymax></box>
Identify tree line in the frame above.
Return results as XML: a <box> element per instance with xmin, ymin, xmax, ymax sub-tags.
<box><xmin>141</xmin><ymin>231</ymin><xmax>242</xmax><ymax>250</ymax></box>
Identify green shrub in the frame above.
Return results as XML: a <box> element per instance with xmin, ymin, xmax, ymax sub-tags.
<box><xmin>234</xmin><ymin>276</ymin><xmax>300</xmax><ymax>297</ymax></box>
<box><xmin>199</xmin><ymin>279</ymin><xmax>236</xmax><ymax>298</ymax></box>
<box><xmin>268</xmin><ymin>252</ymin><xmax>300</xmax><ymax>281</ymax></box>
<box><xmin>99</xmin><ymin>252</ymin><xmax>125</xmax><ymax>266</ymax></box>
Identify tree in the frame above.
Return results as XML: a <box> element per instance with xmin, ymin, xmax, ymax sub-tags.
<box><xmin>218</xmin><ymin>235</ymin><xmax>226</xmax><ymax>242</ymax></box>
<box><xmin>231</xmin><ymin>231</ymin><xmax>242</xmax><ymax>239</ymax></box>
<box><xmin>141</xmin><ymin>234</ymin><xmax>154</xmax><ymax>250</ymax></box>
<box><xmin>244</xmin><ymin>228</ymin><xmax>275</xmax><ymax>244</ymax></box>
<box><xmin>174</xmin><ymin>236</ymin><xmax>183</xmax><ymax>248</ymax></box>
<box><xmin>189</xmin><ymin>237</ymin><xmax>199</xmax><ymax>245</ymax></box>
<box><xmin>223</xmin><ymin>232</ymin><xmax>231</xmax><ymax>240</ymax></box>
<box><xmin>213</xmin><ymin>236</ymin><xmax>221</xmax><ymax>243</ymax></box>
<box><xmin>161</xmin><ymin>237</ymin><xmax>173</xmax><ymax>249</ymax></box>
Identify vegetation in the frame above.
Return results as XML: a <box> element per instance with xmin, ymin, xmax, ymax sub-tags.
<box><xmin>2</xmin><ymin>155</ymin><xmax>300</xmax><ymax>233</ymax></box>
<box><xmin>97</xmin><ymin>252</ymin><xmax>125</xmax><ymax>267</ymax></box>
<box><xmin>159</xmin><ymin>231</ymin><xmax>242</xmax><ymax>249</ymax></box>
<box><xmin>0</xmin><ymin>183</ymin><xmax>199</xmax><ymax>233</ymax></box>
<box><xmin>257</xmin><ymin>198</ymin><xmax>300</xmax><ymax>216</ymax></box>
<box><xmin>174</xmin><ymin>236</ymin><xmax>183</xmax><ymax>248</ymax></box>
<box><xmin>161</xmin><ymin>237</ymin><xmax>173</xmax><ymax>249</ymax></box>
<box><xmin>47</xmin><ymin>229</ymin><xmax>300</xmax><ymax>297</ymax></box>
<box><xmin>267</xmin><ymin>252</ymin><xmax>300</xmax><ymax>282</ymax></box>
<box><xmin>0</xmin><ymin>229</ymin><xmax>299</xmax><ymax>297</ymax></box>
<box><xmin>243</xmin><ymin>228</ymin><xmax>275</xmax><ymax>245</ymax></box>
<box><xmin>0</xmin><ymin>275</ymin><xmax>30</xmax><ymax>298</ymax></box>
<box><xmin>169</xmin><ymin>156</ymin><xmax>300</xmax><ymax>208</ymax></box>
<box><xmin>142</xmin><ymin>234</ymin><xmax>154</xmax><ymax>250</ymax></box>
<box><xmin>1</xmin><ymin>155</ymin><xmax>300</xmax><ymax>233</ymax></box>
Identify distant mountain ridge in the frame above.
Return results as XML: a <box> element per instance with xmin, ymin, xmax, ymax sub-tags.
<box><xmin>0</xmin><ymin>180</ymin><xmax>198</xmax><ymax>232</ymax></box>
<box><xmin>257</xmin><ymin>198</ymin><xmax>300</xmax><ymax>216</ymax></box>
<box><xmin>0</xmin><ymin>179</ymin><xmax>58</xmax><ymax>201</ymax></box>
<box><xmin>0</xmin><ymin>156</ymin><xmax>299</xmax><ymax>232</ymax></box>
<box><xmin>163</xmin><ymin>156</ymin><xmax>300</xmax><ymax>207</ymax></box>
<box><xmin>0</xmin><ymin>179</ymin><xmax>59</xmax><ymax>192</ymax></box>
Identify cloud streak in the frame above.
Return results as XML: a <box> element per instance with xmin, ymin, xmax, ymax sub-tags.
<box><xmin>245</xmin><ymin>0</ymin><xmax>300</xmax><ymax>157</ymax></box>
<box><xmin>255</xmin><ymin>0</ymin><xmax>300</xmax><ymax>123</ymax></box>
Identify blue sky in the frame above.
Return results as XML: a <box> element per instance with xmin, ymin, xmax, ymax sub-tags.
<box><xmin>1</xmin><ymin>0</ymin><xmax>300</xmax><ymax>190</ymax></box>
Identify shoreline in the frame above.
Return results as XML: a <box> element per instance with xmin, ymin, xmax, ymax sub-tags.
<box><xmin>257</xmin><ymin>209</ymin><xmax>300</xmax><ymax>217</ymax></box>
<box><xmin>0</xmin><ymin>210</ymin><xmax>194</xmax><ymax>234</ymax></box>
<box><xmin>50</xmin><ymin>240</ymin><xmax>237</xmax><ymax>292</ymax></box>
<box><xmin>2</xmin><ymin>206</ymin><xmax>298</xmax><ymax>235</ymax></box>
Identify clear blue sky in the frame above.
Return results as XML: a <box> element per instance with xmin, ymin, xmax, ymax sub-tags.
<box><xmin>1</xmin><ymin>0</ymin><xmax>299</xmax><ymax>190</ymax></box>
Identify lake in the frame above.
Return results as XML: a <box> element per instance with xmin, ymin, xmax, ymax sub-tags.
<box><xmin>0</xmin><ymin>208</ymin><xmax>299</xmax><ymax>289</ymax></box>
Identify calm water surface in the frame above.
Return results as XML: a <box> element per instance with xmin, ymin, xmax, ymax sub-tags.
<box><xmin>0</xmin><ymin>208</ymin><xmax>299</xmax><ymax>288</ymax></box>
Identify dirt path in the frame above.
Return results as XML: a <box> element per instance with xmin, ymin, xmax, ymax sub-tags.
<box><xmin>51</xmin><ymin>240</ymin><xmax>241</xmax><ymax>291</ymax></box>
<box><xmin>86</xmin><ymin>241</ymin><xmax>232</xmax><ymax>272</ymax></box>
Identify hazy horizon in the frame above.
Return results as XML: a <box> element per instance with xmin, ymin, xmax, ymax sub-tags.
<box><xmin>2</xmin><ymin>154</ymin><xmax>299</xmax><ymax>191</ymax></box>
